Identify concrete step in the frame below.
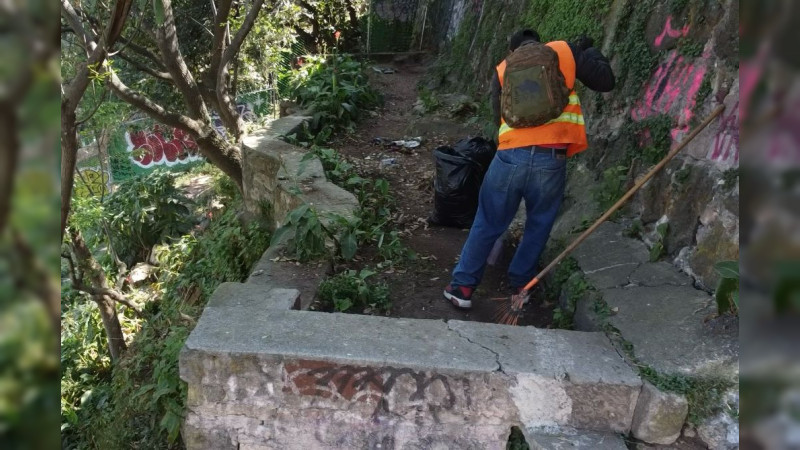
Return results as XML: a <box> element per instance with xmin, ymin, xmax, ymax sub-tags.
<box><xmin>571</xmin><ymin>222</ymin><xmax>739</xmax><ymax>381</ymax></box>
<box><xmin>526</xmin><ymin>428</ymin><xmax>627</xmax><ymax>450</ymax></box>
<box><xmin>180</xmin><ymin>283</ymin><xmax>642</xmax><ymax>449</ymax></box>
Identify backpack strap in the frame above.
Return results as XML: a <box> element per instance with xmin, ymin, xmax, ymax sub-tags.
<box><xmin>545</xmin><ymin>41</ymin><xmax>576</xmax><ymax>91</ymax></box>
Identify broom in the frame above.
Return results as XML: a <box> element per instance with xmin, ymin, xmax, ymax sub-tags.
<box><xmin>494</xmin><ymin>104</ymin><xmax>726</xmax><ymax>326</ymax></box>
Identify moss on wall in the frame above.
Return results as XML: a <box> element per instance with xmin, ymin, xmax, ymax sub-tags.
<box><xmin>524</xmin><ymin>0</ymin><xmax>612</xmax><ymax>44</ymax></box>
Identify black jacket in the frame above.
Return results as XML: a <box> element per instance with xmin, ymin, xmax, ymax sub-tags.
<box><xmin>490</xmin><ymin>42</ymin><xmax>615</xmax><ymax>125</ymax></box>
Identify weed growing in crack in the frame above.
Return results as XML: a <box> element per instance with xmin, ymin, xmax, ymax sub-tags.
<box><xmin>624</xmin><ymin>218</ymin><xmax>644</xmax><ymax>239</ymax></box>
<box><xmin>592</xmin><ymin>165</ymin><xmax>628</xmax><ymax>214</ymax></box>
<box><xmin>550</xmin><ymin>259</ymin><xmax>591</xmax><ymax>330</ymax></box>
<box><xmin>638</xmin><ymin>366</ymin><xmax>735</xmax><ymax>425</ymax></box>
<box><xmin>649</xmin><ymin>222</ymin><xmax>669</xmax><ymax>262</ymax></box>
<box><xmin>603</xmin><ymin>323</ymin><xmax>734</xmax><ymax>425</ymax></box>
<box><xmin>722</xmin><ymin>168</ymin><xmax>738</xmax><ymax>190</ymax></box>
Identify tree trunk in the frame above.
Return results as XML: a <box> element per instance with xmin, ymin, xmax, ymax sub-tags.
<box><xmin>95</xmin><ymin>295</ymin><xmax>126</xmax><ymax>361</ymax></box>
<box><xmin>61</xmin><ymin>106</ymin><xmax>79</xmax><ymax>241</ymax></box>
<box><xmin>69</xmin><ymin>228</ymin><xmax>127</xmax><ymax>360</ymax></box>
<box><xmin>0</xmin><ymin>103</ymin><xmax>18</xmax><ymax>234</ymax></box>
<box><xmin>195</xmin><ymin>128</ymin><xmax>243</xmax><ymax>191</ymax></box>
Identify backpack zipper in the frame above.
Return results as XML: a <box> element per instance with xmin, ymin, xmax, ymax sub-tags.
<box><xmin>541</xmin><ymin>65</ymin><xmax>555</xmax><ymax>106</ymax></box>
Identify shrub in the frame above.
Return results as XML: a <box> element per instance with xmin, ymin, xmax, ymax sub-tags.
<box><xmin>286</xmin><ymin>54</ymin><xmax>381</xmax><ymax>144</ymax></box>
<box><xmin>318</xmin><ymin>269</ymin><xmax>390</xmax><ymax>314</ymax></box>
<box><xmin>61</xmin><ymin>202</ymin><xmax>270</xmax><ymax>449</ymax></box>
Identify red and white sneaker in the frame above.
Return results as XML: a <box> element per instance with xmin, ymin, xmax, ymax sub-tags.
<box><xmin>444</xmin><ymin>284</ymin><xmax>474</xmax><ymax>309</ymax></box>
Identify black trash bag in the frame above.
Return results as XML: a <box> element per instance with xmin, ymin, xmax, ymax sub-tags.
<box><xmin>428</xmin><ymin>138</ymin><xmax>496</xmax><ymax>228</ymax></box>
<box><xmin>452</xmin><ymin>136</ymin><xmax>497</xmax><ymax>170</ymax></box>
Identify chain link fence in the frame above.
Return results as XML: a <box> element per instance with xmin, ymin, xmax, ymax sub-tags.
<box><xmin>364</xmin><ymin>0</ymin><xmax>422</xmax><ymax>53</ymax></box>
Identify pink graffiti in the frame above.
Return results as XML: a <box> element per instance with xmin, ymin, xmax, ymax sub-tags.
<box><xmin>739</xmin><ymin>44</ymin><xmax>768</xmax><ymax>122</ymax></box>
<box><xmin>654</xmin><ymin>16</ymin><xmax>690</xmax><ymax>48</ymax></box>
<box><xmin>631</xmin><ymin>50</ymin><xmax>708</xmax><ymax>141</ymax></box>
<box><xmin>127</xmin><ymin>126</ymin><xmax>200</xmax><ymax>168</ymax></box>
<box><xmin>710</xmin><ymin>101</ymin><xmax>739</xmax><ymax>164</ymax></box>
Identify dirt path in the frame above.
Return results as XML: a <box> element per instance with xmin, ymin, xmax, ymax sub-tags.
<box><xmin>331</xmin><ymin>62</ymin><xmax>554</xmax><ymax>327</ymax></box>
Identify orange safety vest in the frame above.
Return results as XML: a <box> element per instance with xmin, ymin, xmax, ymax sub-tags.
<box><xmin>496</xmin><ymin>41</ymin><xmax>588</xmax><ymax>157</ymax></box>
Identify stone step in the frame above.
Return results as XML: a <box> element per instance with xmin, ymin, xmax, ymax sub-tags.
<box><xmin>180</xmin><ymin>284</ymin><xmax>643</xmax><ymax>449</ymax></box>
<box><xmin>571</xmin><ymin>222</ymin><xmax>739</xmax><ymax>381</ymax></box>
<box><xmin>526</xmin><ymin>428</ymin><xmax>628</xmax><ymax>450</ymax></box>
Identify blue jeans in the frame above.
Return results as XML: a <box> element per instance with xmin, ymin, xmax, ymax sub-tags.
<box><xmin>451</xmin><ymin>146</ymin><xmax>567</xmax><ymax>289</ymax></box>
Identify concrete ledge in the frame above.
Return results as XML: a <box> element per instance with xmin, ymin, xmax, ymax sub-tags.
<box><xmin>241</xmin><ymin>117</ymin><xmax>358</xmax><ymax>229</ymax></box>
<box><xmin>180</xmin><ymin>297</ymin><xmax>642</xmax><ymax>448</ymax></box>
<box><xmin>526</xmin><ymin>428</ymin><xmax>627</xmax><ymax>450</ymax></box>
<box><xmin>207</xmin><ymin>283</ymin><xmax>300</xmax><ymax>310</ymax></box>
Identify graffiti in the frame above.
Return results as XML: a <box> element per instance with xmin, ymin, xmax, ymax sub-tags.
<box><xmin>209</xmin><ymin>103</ymin><xmax>258</xmax><ymax>137</ymax></box>
<box><xmin>654</xmin><ymin>15</ymin><xmax>690</xmax><ymax>48</ymax></box>
<box><xmin>126</xmin><ymin>125</ymin><xmax>203</xmax><ymax>168</ymax></box>
<box><xmin>283</xmin><ymin>361</ymin><xmax>461</xmax><ymax>418</ymax></box>
<box><xmin>73</xmin><ymin>167</ymin><xmax>111</xmax><ymax>197</ymax></box>
<box><xmin>632</xmin><ymin>50</ymin><xmax>707</xmax><ymax>141</ymax></box>
<box><xmin>710</xmin><ymin>101</ymin><xmax>739</xmax><ymax>164</ymax></box>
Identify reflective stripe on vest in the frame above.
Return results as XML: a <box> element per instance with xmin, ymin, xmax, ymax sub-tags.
<box><xmin>496</xmin><ymin>41</ymin><xmax>589</xmax><ymax>156</ymax></box>
<box><xmin>498</xmin><ymin>94</ymin><xmax>584</xmax><ymax>136</ymax></box>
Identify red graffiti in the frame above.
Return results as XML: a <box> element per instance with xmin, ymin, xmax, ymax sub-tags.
<box><xmin>654</xmin><ymin>16</ymin><xmax>690</xmax><ymax>48</ymax></box>
<box><xmin>128</xmin><ymin>125</ymin><xmax>200</xmax><ymax>167</ymax></box>
<box><xmin>711</xmin><ymin>101</ymin><xmax>739</xmax><ymax>164</ymax></box>
<box><xmin>632</xmin><ymin>50</ymin><xmax>707</xmax><ymax>141</ymax></box>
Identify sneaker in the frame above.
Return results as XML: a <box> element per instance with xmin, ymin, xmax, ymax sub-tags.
<box><xmin>443</xmin><ymin>284</ymin><xmax>474</xmax><ymax>309</ymax></box>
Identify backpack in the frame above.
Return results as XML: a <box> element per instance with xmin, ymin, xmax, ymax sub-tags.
<box><xmin>500</xmin><ymin>42</ymin><xmax>570</xmax><ymax>128</ymax></box>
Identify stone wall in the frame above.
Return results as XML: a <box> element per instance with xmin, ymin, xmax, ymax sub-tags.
<box><xmin>241</xmin><ymin>116</ymin><xmax>359</xmax><ymax>230</ymax></box>
<box><xmin>424</xmin><ymin>0</ymin><xmax>740</xmax><ymax>289</ymax></box>
<box><xmin>181</xmin><ymin>284</ymin><xmax>643</xmax><ymax>448</ymax></box>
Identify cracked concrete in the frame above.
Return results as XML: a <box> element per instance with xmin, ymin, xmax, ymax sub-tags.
<box><xmin>570</xmin><ymin>222</ymin><xmax>739</xmax><ymax>381</ymax></box>
<box><xmin>181</xmin><ymin>285</ymin><xmax>644</xmax><ymax>447</ymax></box>
<box><xmin>447</xmin><ymin>321</ymin><xmax>503</xmax><ymax>372</ymax></box>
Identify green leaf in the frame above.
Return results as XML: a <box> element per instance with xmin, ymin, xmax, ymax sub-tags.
<box><xmin>713</xmin><ymin>261</ymin><xmax>739</xmax><ymax>279</ymax></box>
<box><xmin>715</xmin><ymin>277</ymin><xmax>737</xmax><ymax>314</ymax></box>
<box><xmin>270</xmin><ymin>225</ymin><xmax>292</xmax><ymax>246</ymax></box>
<box><xmin>152</xmin><ymin>0</ymin><xmax>165</xmax><ymax>25</ymax></box>
<box><xmin>359</xmin><ymin>269</ymin><xmax>376</xmax><ymax>280</ymax></box>
<box><xmin>339</xmin><ymin>232</ymin><xmax>357</xmax><ymax>260</ymax></box>
<box><xmin>334</xmin><ymin>297</ymin><xmax>353</xmax><ymax>312</ymax></box>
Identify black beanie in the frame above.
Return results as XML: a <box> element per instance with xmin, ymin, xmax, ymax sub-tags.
<box><xmin>509</xmin><ymin>29</ymin><xmax>541</xmax><ymax>51</ymax></box>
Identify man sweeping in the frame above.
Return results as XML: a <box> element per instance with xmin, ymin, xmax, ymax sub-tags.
<box><xmin>444</xmin><ymin>29</ymin><xmax>616</xmax><ymax>309</ymax></box>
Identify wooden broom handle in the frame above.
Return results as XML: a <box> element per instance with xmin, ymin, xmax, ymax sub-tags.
<box><xmin>523</xmin><ymin>104</ymin><xmax>726</xmax><ymax>291</ymax></box>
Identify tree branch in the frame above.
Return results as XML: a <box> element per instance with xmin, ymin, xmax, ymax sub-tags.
<box><xmin>75</xmin><ymin>88</ymin><xmax>109</xmax><ymax>125</ymax></box>
<box><xmin>73</xmin><ymin>282</ymin><xmax>143</xmax><ymax>317</ymax></box>
<box><xmin>116</xmin><ymin>51</ymin><xmax>173</xmax><ymax>81</ymax></box>
<box><xmin>153</xmin><ymin>0</ymin><xmax>208</xmax><ymax>119</ymax></box>
<box><xmin>115</xmin><ymin>36</ymin><xmax>167</xmax><ymax>71</ymax></box>
<box><xmin>220</xmin><ymin>0</ymin><xmax>265</xmax><ymax>70</ymax></box>
<box><xmin>60</xmin><ymin>0</ymin><xmax>96</xmax><ymax>54</ymax></box>
<box><xmin>106</xmin><ymin>71</ymin><xmax>204</xmax><ymax>134</ymax></box>
<box><xmin>62</xmin><ymin>249</ymin><xmax>142</xmax><ymax>317</ymax></box>
<box><xmin>214</xmin><ymin>0</ymin><xmax>266</xmax><ymax>140</ymax></box>
<box><xmin>208</xmin><ymin>0</ymin><xmax>233</xmax><ymax>78</ymax></box>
